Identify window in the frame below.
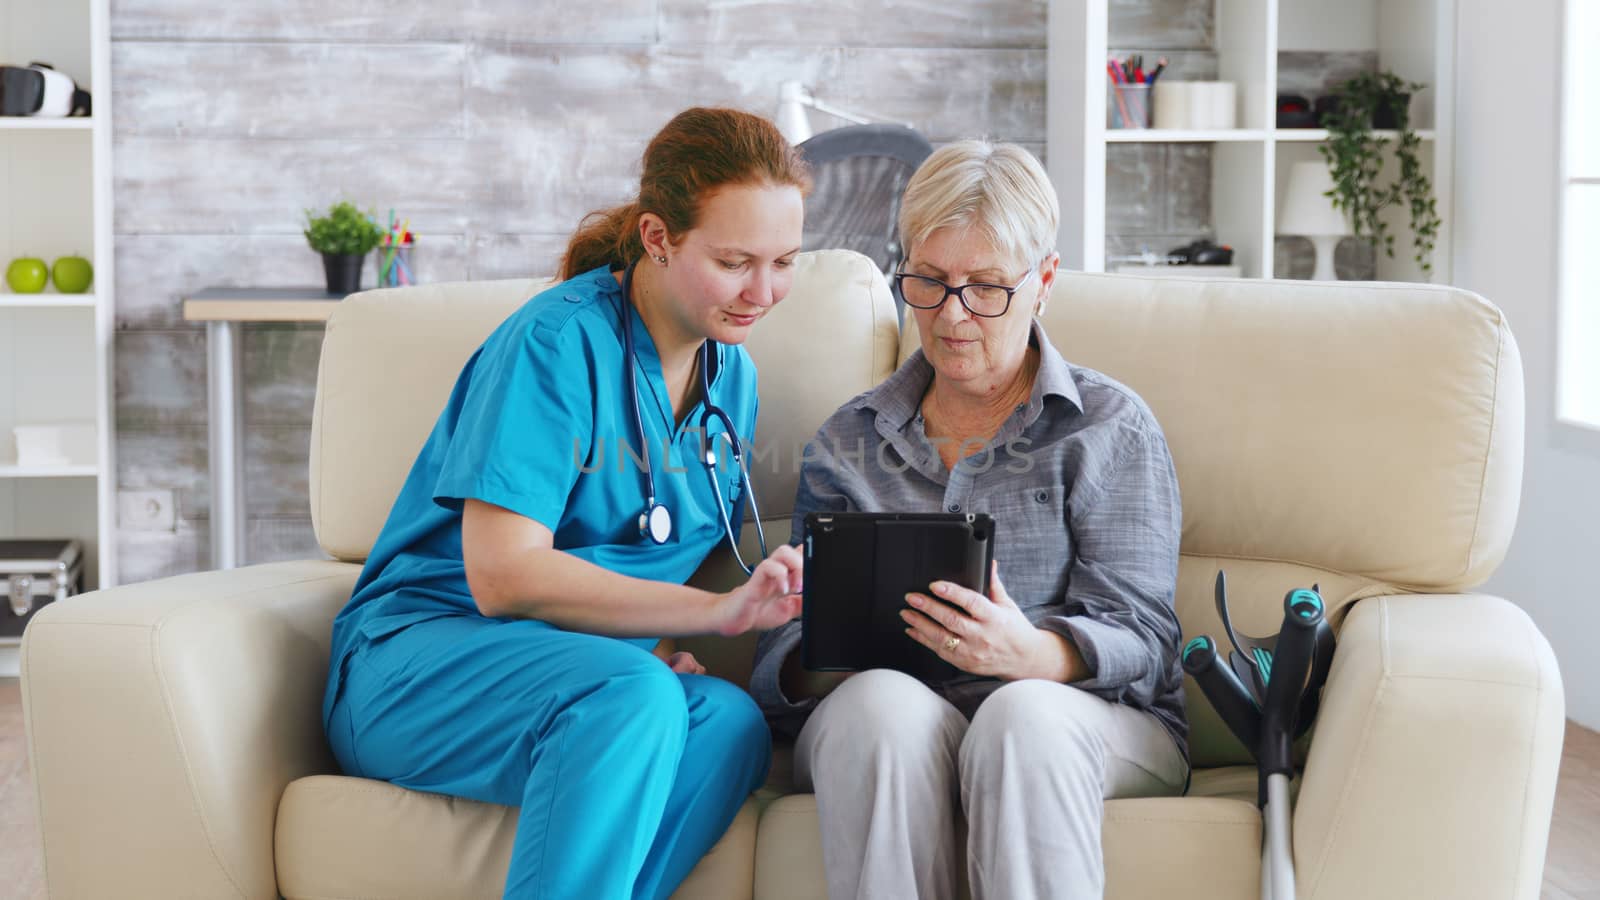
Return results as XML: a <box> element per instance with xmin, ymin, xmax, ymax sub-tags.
<box><xmin>1559</xmin><ymin>0</ymin><xmax>1600</xmax><ymax>428</ymax></box>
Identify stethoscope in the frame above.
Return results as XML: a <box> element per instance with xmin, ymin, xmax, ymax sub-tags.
<box><xmin>619</xmin><ymin>259</ymin><xmax>768</xmax><ymax>575</ymax></box>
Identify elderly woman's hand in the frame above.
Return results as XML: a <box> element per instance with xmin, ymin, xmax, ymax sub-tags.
<box><xmin>901</xmin><ymin>560</ymin><xmax>1085</xmax><ymax>682</ymax></box>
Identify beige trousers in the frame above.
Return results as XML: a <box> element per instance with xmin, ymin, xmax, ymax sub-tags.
<box><xmin>794</xmin><ymin>669</ymin><xmax>1187</xmax><ymax>900</ymax></box>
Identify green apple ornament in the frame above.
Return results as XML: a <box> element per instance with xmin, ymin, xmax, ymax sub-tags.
<box><xmin>51</xmin><ymin>255</ymin><xmax>93</xmax><ymax>294</ymax></box>
<box><xmin>6</xmin><ymin>257</ymin><xmax>48</xmax><ymax>293</ymax></box>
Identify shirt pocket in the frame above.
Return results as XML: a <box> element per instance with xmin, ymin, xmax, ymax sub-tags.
<box><xmin>979</xmin><ymin>485</ymin><xmax>1073</xmax><ymax>608</ymax></box>
<box><xmin>701</xmin><ymin>452</ymin><xmax>746</xmax><ymax>531</ymax></box>
<box><xmin>696</xmin><ymin>431</ymin><xmax>746</xmax><ymax>507</ymax></box>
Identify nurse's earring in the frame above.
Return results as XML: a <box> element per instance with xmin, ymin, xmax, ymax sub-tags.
<box><xmin>655</xmin><ymin>255</ymin><xmax>668</xmax><ymax>266</ymax></box>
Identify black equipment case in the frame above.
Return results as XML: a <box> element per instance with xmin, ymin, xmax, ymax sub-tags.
<box><xmin>0</xmin><ymin>539</ymin><xmax>84</xmax><ymax>638</ymax></box>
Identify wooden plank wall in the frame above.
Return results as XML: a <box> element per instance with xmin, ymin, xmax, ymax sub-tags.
<box><xmin>109</xmin><ymin>0</ymin><xmax>1222</xmax><ymax>580</ymax></box>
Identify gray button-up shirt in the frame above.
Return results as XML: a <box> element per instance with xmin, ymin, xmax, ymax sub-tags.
<box><xmin>750</xmin><ymin>320</ymin><xmax>1187</xmax><ymax>758</ymax></box>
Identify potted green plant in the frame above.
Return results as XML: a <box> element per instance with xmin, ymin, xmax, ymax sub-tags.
<box><xmin>304</xmin><ymin>201</ymin><xmax>383</xmax><ymax>294</ymax></box>
<box><xmin>1317</xmin><ymin>71</ymin><xmax>1441</xmax><ymax>278</ymax></box>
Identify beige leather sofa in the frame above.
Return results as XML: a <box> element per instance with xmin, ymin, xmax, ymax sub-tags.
<box><xmin>23</xmin><ymin>249</ymin><xmax>1563</xmax><ymax>899</ymax></box>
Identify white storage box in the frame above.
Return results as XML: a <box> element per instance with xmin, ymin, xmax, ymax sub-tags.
<box><xmin>12</xmin><ymin>422</ymin><xmax>96</xmax><ymax>467</ymax></box>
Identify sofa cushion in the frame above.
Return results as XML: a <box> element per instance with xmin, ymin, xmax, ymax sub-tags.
<box><xmin>278</xmin><ymin>771</ymin><xmax>1265</xmax><ymax>900</ymax></box>
<box><xmin>751</xmin><ymin>791</ymin><xmax>1262</xmax><ymax>900</ymax></box>
<box><xmin>310</xmin><ymin>249</ymin><xmax>897</xmax><ymax>565</ymax></box>
<box><xmin>276</xmin><ymin>775</ymin><xmax>759</xmax><ymax>900</ymax></box>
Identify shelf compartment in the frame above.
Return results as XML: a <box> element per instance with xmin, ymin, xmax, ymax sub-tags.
<box><xmin>0</xmin><ymin>130</ymin><xmax>96</xmax><ymax>266</ymax></box>
<box><xmin>0</xmin><ymin>476</ymin><xmax>101</xmax><ymax>592</ymax></box>
<box><xmin>1214</xmin><ymin>141</ymin><xmax>1273</xmax><ymax>278</ymax></box>
<box><xmin>1272</xmin><ymin>140</ymin><xmax>1440</xmax><ymax>281</ymax></box>
<box><xmin>0</xmin><ymin>308</ymin><xmax>100</xmax><ymax>475</ymax></box>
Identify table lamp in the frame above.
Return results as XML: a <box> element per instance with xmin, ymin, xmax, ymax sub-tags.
<box><xmin>1278</xmin><ymin>160</ymin><xmax>1352</xmax><ymax>281</ymax></box>
<box><xmin>774</xmin><ymin>81</ymin><xmax>913</xmax><ymax>145</ymax></box>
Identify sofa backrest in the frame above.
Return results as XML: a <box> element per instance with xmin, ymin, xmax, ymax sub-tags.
<box><xmin>900</xmin><ymin>272</ymin><xmax>1524</xmax><ymax>594</ymax></box>
<box><xmin>310</xmin><ymin>248</ymin><xmax>898</xmax><ymax>564</ymax></box>
<box><xmin>311</xmin><ymin>278</ymin><xmax>544</xmax><ymax>561</ymax></box>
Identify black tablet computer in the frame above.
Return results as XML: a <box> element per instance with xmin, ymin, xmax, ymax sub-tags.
<box><xmin>801</xmin><ymin>511</ymin><xmax>994</xmax><ymax>681</ymax></box>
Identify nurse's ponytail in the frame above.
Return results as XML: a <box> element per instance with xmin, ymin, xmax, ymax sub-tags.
<box><xmin>560</xmin><ymin>107</ymin><xmax>810</xmax><ymax>280</ymax></box>
<box><xmin>561</xmin><ymin>201</ymin><xmax>646</xmax><ymax>280</ymax></box>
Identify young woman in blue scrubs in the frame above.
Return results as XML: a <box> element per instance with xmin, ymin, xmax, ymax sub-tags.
<box><xmin>321</xmin><ymin>107</ymin><xmax>811</xmax><ymax>899</ymax></box>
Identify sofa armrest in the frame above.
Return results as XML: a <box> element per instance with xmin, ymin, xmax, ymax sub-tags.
<box><xmin>1293</xmin><ymin>593</ymin><xmax>1564</xmax><ymax>900</ymax></box>
<box><xmin>21</xmin><ymin>560</ymin><xmax>360</xmax><ymax>900</ymax></box>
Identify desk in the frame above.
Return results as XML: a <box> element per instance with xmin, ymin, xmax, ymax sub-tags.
<box><xmin>182</xmin><ymin>287</ymin><xmax>345</xmax><ymax>569</ymax></box>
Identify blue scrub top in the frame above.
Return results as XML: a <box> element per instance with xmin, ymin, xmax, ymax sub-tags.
<box><xmin>326</xmin><ymin>264</ymin><xmax>760</xmax><ymax>683</ymax></box>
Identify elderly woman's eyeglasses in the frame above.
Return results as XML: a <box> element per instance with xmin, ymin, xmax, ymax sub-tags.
<box><xmin>893</xmin><ymin>268</ymin><xmax>1035</xmax><ymax>318</ymax></box>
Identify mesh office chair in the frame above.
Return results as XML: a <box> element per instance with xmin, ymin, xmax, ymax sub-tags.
<box><xmin>795</xmin><ymin>124</ymin><xmax>934</xmax><ymax>288</ymax></box>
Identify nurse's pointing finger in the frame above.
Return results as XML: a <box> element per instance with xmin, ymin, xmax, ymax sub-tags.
<box><xmin>768</xmin><ymin>544</ymin><xmax>804</xmax><ymax>593</ymax></box>
<box><xmin>769</xmin><ymin>543</ymin><xmax>802</xmax><ymax>570</ymax></box>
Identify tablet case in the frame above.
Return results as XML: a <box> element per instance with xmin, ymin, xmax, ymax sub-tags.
<box><xmin>801</xmin><ymin>512</ymin><xmax>993</xmax><ymax>682</ymax></box>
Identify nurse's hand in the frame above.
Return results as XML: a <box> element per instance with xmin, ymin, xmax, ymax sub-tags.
<box><xmin>665</xmin><ymin>651</ymin><xmax>707</xmax><ymax>675</ymax></box>
<box><xmin>714</xmin><ymin>544</ymin><xmax>804</xmax><ymax>636</ymax></box>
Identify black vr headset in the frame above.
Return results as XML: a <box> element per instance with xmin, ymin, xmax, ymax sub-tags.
<box><xmin>0</xmin><ymin>62</ymin><xmax>92</xmax><ymax>118</ymax></box>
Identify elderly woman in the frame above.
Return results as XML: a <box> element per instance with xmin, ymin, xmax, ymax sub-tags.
<box><xmin>750</xmin><ymin>140</ymin><xmax>1187</xmax><ymax>900</ymax></box>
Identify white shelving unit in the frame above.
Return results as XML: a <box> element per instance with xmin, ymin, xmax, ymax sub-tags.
<box><xmin>1047</xmin><ymin>0</ymin><xmax>1454</xmax><ymax>283</ymax></box>
<box><xmin>1</xmin><ymin>0</ymin><xmax>116</xmax><ymax>674</ymax></box>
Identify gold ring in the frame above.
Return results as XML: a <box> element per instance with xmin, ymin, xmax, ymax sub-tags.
<box><xmin>943</xmin><ymin>636</ymin><xmax>961</xmax><ymax>652</ymax></box>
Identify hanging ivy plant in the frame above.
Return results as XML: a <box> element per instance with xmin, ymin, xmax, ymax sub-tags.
<box><xmin>1317</xmin><ymin>70</ymin><xmax>1441</xmax><ymax>278</ymax></box>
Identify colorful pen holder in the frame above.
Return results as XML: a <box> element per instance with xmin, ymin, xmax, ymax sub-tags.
<box><xmin>376</xmin><ymin>239</ymin><xmax>414</xmax><ymax>288</ymax></box>
<box><xmin>1108</xmin><ymin>82</ymin><xmax>1152</xmax><ymax>129</ymax></box>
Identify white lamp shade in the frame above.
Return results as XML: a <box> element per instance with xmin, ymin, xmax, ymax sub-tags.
<box><xmin>1278</xmin><ymin>160</ymin><xmax>1351</xmax><ymax>237</ymax></box>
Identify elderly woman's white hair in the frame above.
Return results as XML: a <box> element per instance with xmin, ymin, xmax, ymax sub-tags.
<box><xmin>897</xmin><ymin>139</ymin><xmax>1060</xmax><ymax>275</ymax></box>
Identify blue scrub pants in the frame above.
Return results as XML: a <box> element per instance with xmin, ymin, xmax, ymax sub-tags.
<box><xmin>325</xmin><ymin>614</ymin><xmax>771</xmax><ymax>899</ymax></box>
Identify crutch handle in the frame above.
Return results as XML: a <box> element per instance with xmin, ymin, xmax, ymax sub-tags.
<box><xmin>1259</xmin><ymin>589</ymin><xmax>1324</xmax><ymax>776</ymax></box>
<box><xmin>1182</xmin><ymin>635</ymin><xmax>1261</xmax><ymax>759</ymax></box>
